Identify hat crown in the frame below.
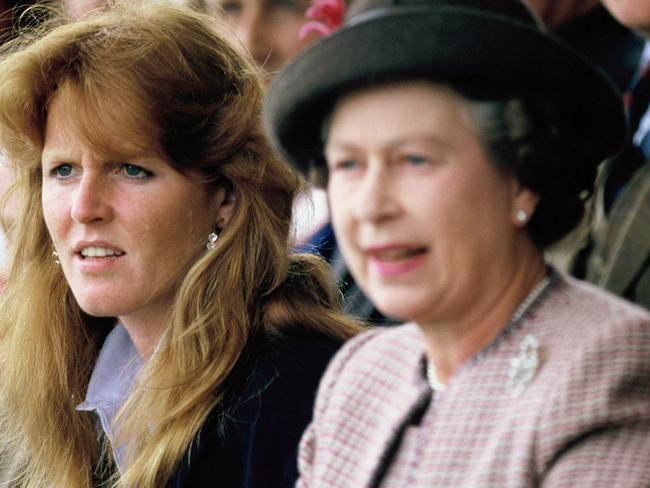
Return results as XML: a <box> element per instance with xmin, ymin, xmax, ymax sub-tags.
<box><xmin>264</xmin><ymin>0</ymin><xmax>623</xmax><ymax>188</ymax></box>
<box><xmin>346</xmin><ymin>0</ymin><xmax>542</xmax><ymax>30</ymax></box>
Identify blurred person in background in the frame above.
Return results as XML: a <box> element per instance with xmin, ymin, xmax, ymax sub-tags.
<box><xmin>199</xmin><ymin>0</ymin><xmax>321</xmax><ymax>83</ymax></box>
<box><xmin>265</xmin><ymin>0</ymin><xmax>650</xmax><ymax>485</ymax></box>
<box><xmin>197</xmin><ymin>0</ymin><xmax>329</xmax><ymax>244</ymax></box>
<box><xmin>543</xmin><ymin>0</ymin><xmax>650</xmax><ymax>309</ymax></box>
<box><xmin>199</xmin><ymin>0</ymin><xmax>391</xmax><ymax>324</ymax></box>
<box><xmin>527</xmin><ymin>0</ymin><xmax>648</xmax><ymax>309</ymax></box>
<box><xmin>198</xmin><ymin>0</ymin><xmax>330</xmax><ymax>244</ymax></box>
<box><xmin>0</xmin><ymin>3</ymin><xmax>360</xmax><ymax>486</ymax></box>
<box><xmin>576</xmin><ymin>0</ymin><xmax>650</xmax><ymax>309</ymax></box>
<box><xmin>525</xmin><ymin>0</ymin><xmax>643</xmax><ymax>91</ymax></box>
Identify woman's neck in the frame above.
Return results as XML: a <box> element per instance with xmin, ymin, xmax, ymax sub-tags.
<box><xmin>119</xmin><ymin>313</ymin><xmax>168</xmax><ymax>360</ymax></box>
<box><xmin>419</xmin><ymin>247</ymin><xmax>547</xmax><ymax>386</ymax></box>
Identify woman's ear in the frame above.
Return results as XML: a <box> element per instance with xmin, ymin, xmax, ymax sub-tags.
<box><xmin>213</xmin><ymin>185</ymin><xmax>236</xmax><ymax>230</ymax></box>
<box><xmin>510</xmin><ymin>180</ymin><xmax>539</xmax><ymax>227</ymax></box>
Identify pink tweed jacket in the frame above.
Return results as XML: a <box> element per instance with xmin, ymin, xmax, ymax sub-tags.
<box><xmin>297</xmin><ymin>273</ymin><xmax>650</xmax><ymax>487</ymax></box>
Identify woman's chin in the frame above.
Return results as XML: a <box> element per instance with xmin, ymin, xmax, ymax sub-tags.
<box><xmin>369</xmin><ymin>294</ymin><xmax>422</xmax><ymax>324</ymax></box>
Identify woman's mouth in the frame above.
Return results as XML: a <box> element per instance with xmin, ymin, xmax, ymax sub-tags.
<box><xmin>367</xmin><ymin>245</ymin><xmax>428</xmax><ymax>277</ymax></box>
<box><xmin>370</xmin><ymin>247</ymin><xmax>427</xmax><ymax>261</ymax></box>
<box><xmin>80</xmin><ymin>246</ymin><xmax>124</xmax><ymax>258</ymax></box>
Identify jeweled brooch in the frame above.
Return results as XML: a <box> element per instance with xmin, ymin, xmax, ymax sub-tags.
<box><xmin>508</xmin><ymin>334</ymin><xmax>541</xmax><ymax>397</ymax></box>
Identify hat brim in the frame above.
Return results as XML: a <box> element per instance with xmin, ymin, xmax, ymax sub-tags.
<box><xmin>264</xmin><ymin>4</ymin><xmax>625</xmax><ymax>177</ymax></box>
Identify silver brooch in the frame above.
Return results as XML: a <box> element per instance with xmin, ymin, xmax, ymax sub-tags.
<box><xmin>508</xmin><ymin>334</ymin><xmax>541</xmax><ymax>397</ymax></box>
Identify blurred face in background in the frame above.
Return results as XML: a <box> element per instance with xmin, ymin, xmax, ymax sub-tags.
<box><xmin>204</xmin><ymin>0</ymin><xmax>315</xmax><ymax>81</ymax></box>
<box><xmin>600</xmin><ymin>0</ymin><xmax>650</xmax><ymax>37</ymax></box>
<box><xmin>523</xmin><ymin>0</ymin><xmax>598</xmax><ymax>28</ymax></box>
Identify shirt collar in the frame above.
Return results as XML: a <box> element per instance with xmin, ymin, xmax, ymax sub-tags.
<box><xmin>76</xmin><ymin>323</ymin><xmax>143</xmax><ymax>474</ymax></box>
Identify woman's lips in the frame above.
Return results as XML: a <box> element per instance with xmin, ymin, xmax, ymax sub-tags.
<box><xmin>366</xmin><ymin>245</ymin><xmax>428</xmax><ymax>277</ymax></box>
<box><xmin>72</xmin><ymin>243</ymin><xmax>127</xmax><ymax>273</ymax></box>
<box><xmin>80</xmin><ymin>246</ymin><xmax>124</xmax><ymax>258</ymax></box>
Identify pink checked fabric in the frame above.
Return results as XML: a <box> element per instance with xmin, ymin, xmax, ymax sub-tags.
<box><xmin>297</xmin><ymin>273</ymin><xmax>650</xmax><ymax>487</ymax></box>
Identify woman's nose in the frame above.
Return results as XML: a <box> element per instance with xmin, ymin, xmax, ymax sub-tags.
<box><xmin>70</xmin><ymin>173</ymin><xmax>112</xmax><ymax>224</ymax></box>
<box><xmin>353</xmin><ymin>163</ymin><xmax>399</xmax><ymax>223</ymax></box>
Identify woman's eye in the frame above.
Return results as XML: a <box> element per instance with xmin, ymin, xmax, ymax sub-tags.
<box><xmin>403</xmin><ymin>154</ymin><xmax>428</xmax><ymax>166</ymax></box>
<box><xmin>53</xmin><ymin>164</ymin><xmax>74</xmax><ymax>179</ymax></box>
<box><xmin>120</xmin><ymin>163</ymin><xmax>152</xmax><ymax>179</ymax></box>
<box><xmin>332</xmin><ymin>159</ymin><xmax>358</xmax><ymax>171</ymax></box>
<box><xmin>220</xmin><ymin>0</ymin><xmax>242</xmax><ymax>14</ymax></box>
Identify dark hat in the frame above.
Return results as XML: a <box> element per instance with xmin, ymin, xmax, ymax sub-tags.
<box><xmin>264</xmin><ymin>0</ymin><xmax>625</xmax><ymax>178</ymax></box>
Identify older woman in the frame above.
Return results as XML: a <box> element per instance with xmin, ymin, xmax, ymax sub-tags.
<box><xmin>0</xmin><ymin>3</ymin><xmax>361</xmax><ymax>487</ymax></box>
<box><xmin>264</xmin><ymin>0</ymin><xmax>650</xmax><ymax>485</ymax></box>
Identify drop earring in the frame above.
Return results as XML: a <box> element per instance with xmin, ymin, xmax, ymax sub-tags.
<box><xmin>206</xmin><ymin>232</ymin><xmax>219</xmax><ymax>250</ymax></box>
<box><xmin>516</xmin><ymin>210</ymin><xmax>528</xmax><ymax>224</ymax></box>
<box><xmin>52</xmin><ymin>250</ymin><xmax>60</xmax><ymax>266</ymax></box>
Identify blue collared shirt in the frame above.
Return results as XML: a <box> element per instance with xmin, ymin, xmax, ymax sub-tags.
<box><xmin>76</xmin><ymin>324</ymin><xmax>143</xmax><ymax>474</ymax></box>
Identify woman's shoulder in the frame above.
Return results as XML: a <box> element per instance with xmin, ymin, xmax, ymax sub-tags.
<box><xmin>260</xmin><ymin>328</ymin><xmax>346</xmax><ymax>366</ymax></box>
<box><xmin>532</xmin><ymin>272</ymin><xmax>650</xmax><ymax>378</ymax></box>
<box><xmin>313</xmin><ymin>323</ymin><xmax>425</xmax><ymax>406</ymax></box>
<box><xmin>234</xmin><ymin>329</ymin><xmax>341</xmax><ymax>390</ymax></box>
<box><xmin>254</xmin><ymin>323</ymin><xmax>422</xmax><ymax>384</ymax></box>
<box><xmin>542</xmin><ymin>271</ymin><xmax>650</xmax><ymax>337</ymax></box>
<box><xmin>528</xmin><ymin>271</ymin><xmax>650</xmax><ymax>416</ymax></box>
<box><xmin>221</xmin><ymin>329</ymin><xmax>346</xmax><ymax>411</ymax></box>
<box><xmin>170</xmin><ymin>329</ymin><xmax>348</xmax><ymax>487</ymax></box>
<box><xmin>523</xmin><ymin>274</ymin><xmax>650</xmax><ymax>481</ymax></box>
<box><xmin>328</xmin><ymin>322</ymin><xmax>423</xmax><ymax>369</ymax></box>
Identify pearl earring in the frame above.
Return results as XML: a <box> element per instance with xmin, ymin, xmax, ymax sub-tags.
<box><xmin>206</xmin><ymin>232</ymin><xmax>219</xmax><ymax>250</ymax></box>
<box><xmin>52</xmin><ymin>250</ymin><xmax>60</xmax><ymax>266</ymax></box>
<box><xmin>516</xmin><ymin>210</ymin><xmax>528</xmax><ymax>223</ymax></box>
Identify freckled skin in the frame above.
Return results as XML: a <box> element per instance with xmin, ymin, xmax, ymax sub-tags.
<box><xmin>41</xmin><ymin>91</ymin><xmax>225</xmax><ymax>343</ymax></box>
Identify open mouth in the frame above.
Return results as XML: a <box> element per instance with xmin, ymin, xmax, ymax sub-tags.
<box><xmin>80</xmin><ymin>246</ymin><xmax>125</xmax><ymax>258</ymax></box>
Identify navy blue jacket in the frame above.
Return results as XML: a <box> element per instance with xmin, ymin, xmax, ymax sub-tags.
<box><xmin>168</xmin><ymin>331</ymin><xmax>342</xmax><ymax>487</ymax></box>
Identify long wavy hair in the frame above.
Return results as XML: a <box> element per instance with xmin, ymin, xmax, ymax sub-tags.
<box><xmin>0</xmin><ymin>2</ymin><xmax>362</xmax><ymax>486</ymax></box>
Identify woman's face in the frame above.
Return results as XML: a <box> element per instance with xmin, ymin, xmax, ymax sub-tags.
<box><xmin>41</xmin><ymin>91</ymin><xmax>229</xmax><ymax>331</ymax></box>
<box><xmin>206</xmin><ymin>0</ymin><xmax>315</xmax><ymax>81</ymax></box>
<box><xmin>325</xmin><ymin>81</ymin><xmax>537</xmax><ymax>327</ymax></box>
